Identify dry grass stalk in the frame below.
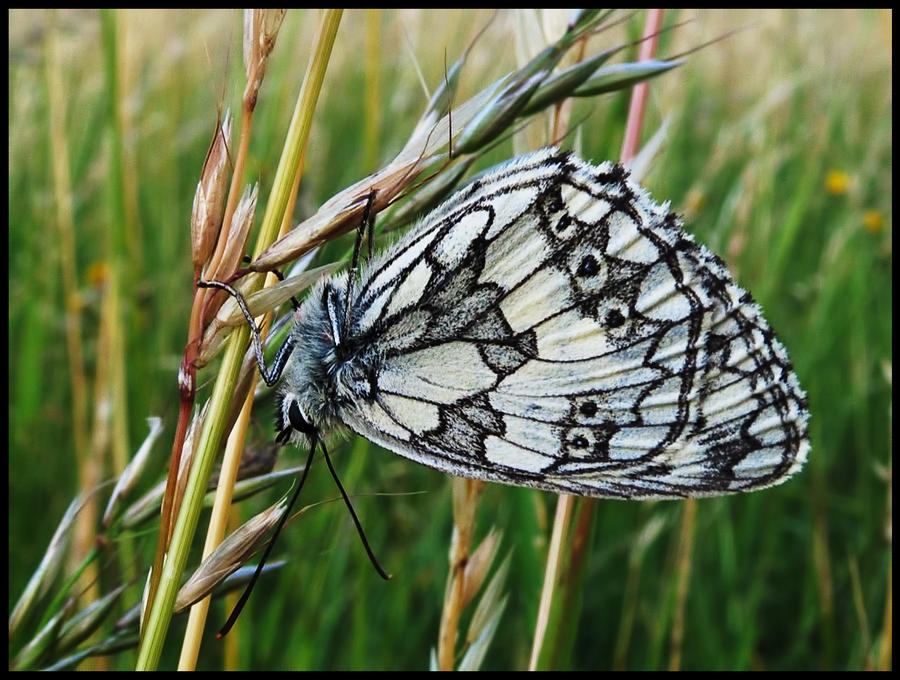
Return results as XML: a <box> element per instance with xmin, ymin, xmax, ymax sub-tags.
<box><xmin>9</xmin><ymin>498</ymin><xmax>81</xmax><ymax>638</ymax></box>
<box><xmin>102</xmin><ymin>418</ymin><xmax>164</xmax><ymax>528</ymax></box>
<box><xmin>179</xmin><ymin>388</ymin><xmax>269</xmax><ymax>667</ymax></box>
<box><xmin>437</xmin><ymin>477</ymin><xmax>485</xmax><ymax>670</ymax></box>
<box><xmin>529</xmin><ymin>494</ymin><xmax>574</xmax><ymax>670</ymax></box>
<box><xmin>243</xmin><ymin>9</ymin><xmax>286</xmax><ymax>111</ymax></box>
<box><xmin>44</xmin><ymin>9</ymin><xmax>97</xmax><ymax>616</ymax></box>
<box><xmin>529</xmin><ymin>9</ymin><xmax>665</xmax><ymax>670</ymax></box>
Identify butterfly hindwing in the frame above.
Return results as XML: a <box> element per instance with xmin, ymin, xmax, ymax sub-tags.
<box><xmin>314</xmin><ymin>149</ymin><xmax>808</xmax><ymax>499</ymax></box>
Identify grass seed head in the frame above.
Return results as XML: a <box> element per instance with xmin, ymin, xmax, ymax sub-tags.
<box><xmin>243</xmin><ymin>9</ymin><xmax>286</xmax><ymax>110</ymax></box>
<box><xmin>175</xmin><ymin>496</ymin><xmax>288</xmax><ymax>612</ymax></box>
<box><xmin>206</xmin><ymin>183</ymin><xmax>258</xmax><ymax>287</ymax></box>
<box><xmin>191</xmin><ymin>111</ymin><xmax>232</xmax><ymax>273</ymax></box>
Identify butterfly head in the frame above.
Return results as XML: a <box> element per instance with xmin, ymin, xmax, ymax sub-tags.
<box><xmin>273</xmin><ymin>275</ymin><xmax>372</xmax><ymax>446</ymax></box>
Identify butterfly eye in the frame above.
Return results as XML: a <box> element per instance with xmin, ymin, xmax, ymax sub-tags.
<box><xmin>288</xmin><ymin>400</ymin><xmax>305</xmax><ymax>429</ymax></box>
<box><xmin>287</xmin><ymin>400</ymin><xmax>316</xmax><ymax>436</ymax></box>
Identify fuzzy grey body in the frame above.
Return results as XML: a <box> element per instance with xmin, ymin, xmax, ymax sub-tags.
<box><xmin>273</xmin><ymin>148</ymin><xmax>809</xmax><ymax>499</ymax></box>
<box><xmin>278</xmin><ymin>272</ymin><xmax>373</xmax><ymax>435</ymax></box>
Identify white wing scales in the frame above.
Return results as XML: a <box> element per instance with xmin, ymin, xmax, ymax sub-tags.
<box><xmin>335</xmin><ymin>149</ymin><xmax>809</xmax><ymax>499</ymax></box>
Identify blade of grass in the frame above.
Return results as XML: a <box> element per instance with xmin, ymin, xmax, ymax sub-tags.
<box><xmin>179</xmin><ymin>10</ymin><xmax>293</xmax><ymax>668</ymax></box>
<box><xmin>177</xmin><ymin>390</ymin><xmax>255</xmax><ymax>669</ymax></box>
<box><xmin>135</xmin><ymin>9</ymin><xmax>343</xmax><ymax>669</ymax></box>
<box><xmin>44</xmin><ymin>10</ymin><xmax>102</xmax><ymax>626</ymax></box>
<box><xmin>668</xmin><ymin>497</ymin><xmax>697</xmax><ymax>670</ymax></box>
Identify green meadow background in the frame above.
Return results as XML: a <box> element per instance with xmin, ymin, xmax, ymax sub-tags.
<box><xmin>8</xmin><ymin>9</ymin><xmax>892</xmax><ymax>671</ymax></box>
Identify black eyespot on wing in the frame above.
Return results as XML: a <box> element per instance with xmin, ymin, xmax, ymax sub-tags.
<box><xmin>605</xmin><ymin>309</ymin><xmax>625</xmax><ymax>328</ymax></box>
<box><xmin>579</xmin><ymin>400</ymin><xmax>598</xmax><ymax>417</ymax></box>
<box><xmin>576</xmin><ymin>254</ymin><xmax>600</xmax><ymax>277</ymax></box>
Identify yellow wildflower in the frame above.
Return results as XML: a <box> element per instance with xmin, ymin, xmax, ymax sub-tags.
<box><xmin>824</xmin><ymin>170</ymin><xmax>850</xmax><ymax>196</ymax></box>
<box><xmin>86</xmin><ymin>261</ymin><xmax>110</xmax><ymax>287</ymax></box>
<box><xmin>862</xmin><ymin>210</ymin><xmax>884</xmax><ymax>234</ymax></box>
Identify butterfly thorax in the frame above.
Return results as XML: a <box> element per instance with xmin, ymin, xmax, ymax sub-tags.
<box><xmin>278</xmin><ymin>276</ymin><xmax>378</xmax><ymax>440</ymax></box>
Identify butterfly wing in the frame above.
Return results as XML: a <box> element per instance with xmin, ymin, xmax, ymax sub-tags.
<box><xmin>338</xmin><ymin>149</ymin><xmax>809</xmax><ymax>499</ymax></box>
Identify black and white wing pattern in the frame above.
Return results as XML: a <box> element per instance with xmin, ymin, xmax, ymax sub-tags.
<box><xmin>305</xmin><ymin>148</ymin><xmax>810</xmax><ymax>499</ymax></box>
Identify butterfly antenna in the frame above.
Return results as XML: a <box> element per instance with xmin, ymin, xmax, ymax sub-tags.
<box><xmin>318</xmin><ymin>438</ymin><xmax>392</xmax><ymax>580</ymax></box>
<box><xmin>218</xmin><ymin>433</ymin><xmax>319</xmax><ymax>638</ymax></box>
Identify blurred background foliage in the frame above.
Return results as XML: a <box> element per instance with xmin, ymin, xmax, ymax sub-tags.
<box><xmin>8</xmin><ymin>9</ymin><xmax>892</xmax><ymax>670</ymax></box>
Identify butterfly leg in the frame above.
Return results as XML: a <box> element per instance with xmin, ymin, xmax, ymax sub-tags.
<box><xmin>344</xmin><ymin>190</ymin><xmax>378</xmax><ymax>327</ymax></box>
<box><xmin>365</xmin><ymin>191</ymin><xmax>376</xmax><ymax>261</ymax></box>
<box><xmin>197</xmin><ymin>279</ymin><xmax>295</xmax><ymax>386</ymax></box>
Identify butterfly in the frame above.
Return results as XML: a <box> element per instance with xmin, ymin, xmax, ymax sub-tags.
<box><xmin>235</xmin><ymin>147</ymin><xmax>810</xmax><ymax>501</ymax></box>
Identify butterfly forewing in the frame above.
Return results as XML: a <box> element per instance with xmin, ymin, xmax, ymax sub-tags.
<box><xmin>303</xmin><ymin>149</ymin><xmax>809</xmax><ymax>499</ymax></box>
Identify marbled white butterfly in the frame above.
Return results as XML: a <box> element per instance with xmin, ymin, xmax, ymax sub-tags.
<box><xmin>243</xmin><ymin>147</ymin><xmax>810</xmax><ymax>500</ymax></box>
